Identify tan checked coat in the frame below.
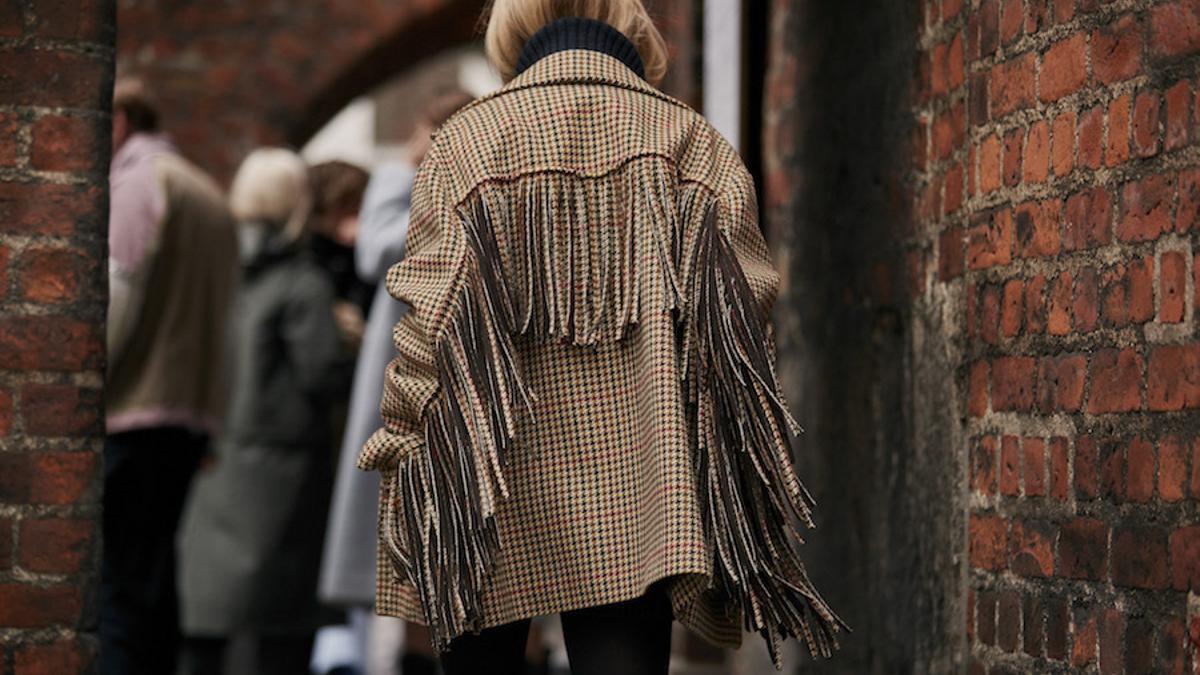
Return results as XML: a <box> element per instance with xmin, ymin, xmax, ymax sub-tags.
<box><xmin>357</xmin><ymin>48</ymin><xmax>845</xmax><ymax>665</ymax></box>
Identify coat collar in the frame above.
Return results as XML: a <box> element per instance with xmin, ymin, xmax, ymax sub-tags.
<box><xmin>514</xmin><ymin>17</ymin><xmax>645</xmax><ymax>80</ymax></box>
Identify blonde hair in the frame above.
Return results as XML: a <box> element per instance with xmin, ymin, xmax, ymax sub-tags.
<box><xmin>229</xmin><ymin>148</ymin><xmax>312</xmax><ymax>245</ymax></box>
<box><xmin>484</xmin><ymin>0</ymin><xmax>668</xmax><ymax>85</ymax></box>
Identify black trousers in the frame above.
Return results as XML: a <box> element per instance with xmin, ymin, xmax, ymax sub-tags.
<box><xmin>179</xmin><ymin>633</ymin><xmax>316</xmax><ymax>675</ymax></box>
<box><xmin>440</xmin><ymin>586</ymin><xmax>673</xmax><ymax>675</ymax></box>
<box><xmin>100</xmin><ymin>427</ymin><xmax>207</xmax><ymax>675</ymax></box>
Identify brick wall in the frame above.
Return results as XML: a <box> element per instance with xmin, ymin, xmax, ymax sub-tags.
<box><xmin>913</xmin><ymin>0</ymin><xmax>1200</xmax><ymax>671</ymax></box>
<box><xmin>0</xmin><ymin>1</ymin><xmax>114</xmax><ymax>673</ymax></box>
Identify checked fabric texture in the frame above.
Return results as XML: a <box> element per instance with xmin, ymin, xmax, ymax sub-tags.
<box><xmin>357</xmin><ymin>49</ymin><xmax>845</xmax><ymax>666</ymax></box>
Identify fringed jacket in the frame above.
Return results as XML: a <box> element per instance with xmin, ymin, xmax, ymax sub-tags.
<box><xmin>357</xmin><ymin>17</ymin><xmax>845</xmax><ymax>666</ymax></box>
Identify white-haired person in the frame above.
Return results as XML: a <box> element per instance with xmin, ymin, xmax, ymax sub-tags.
<box><xmin>356</xmin><ymin>1</ymin><xmax>846</xmax><ymax>674</ymax></box>
<box><xmin>177</xmin><ymin>148</ymin><xmax>353</xmax><ymax>675</ymax></box>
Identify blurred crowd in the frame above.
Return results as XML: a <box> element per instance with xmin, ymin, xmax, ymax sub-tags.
<box><xmin>100</xmin><ymin>79</ymin><xmax>562</xmax><ymax>675</ymax></box>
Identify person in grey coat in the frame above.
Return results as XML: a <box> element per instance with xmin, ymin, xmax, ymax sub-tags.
<box><xmin>313</xmin><ymin>91</ymin><xmax>473</xmax><ymax>675</ymax></box>
<box><xmin>178</xmin><ymin>148</ymin><xmax>353</xmax><ymax>675</ymax></box>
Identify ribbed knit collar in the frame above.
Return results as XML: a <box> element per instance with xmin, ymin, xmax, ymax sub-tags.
<box><xmin>515</xmin><ymin>17</ymin><xmax>645</xmax><ymax>80</ymax></box>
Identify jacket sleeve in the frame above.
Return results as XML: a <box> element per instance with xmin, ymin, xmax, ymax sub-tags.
<box><xmin>682</xmin><ymin>163</ymin><xmax>845</xmax><ymax>663</ymax></box>
<box><xmin>282</xmin><ymin>271</ymin><xmax>354</xmax><ymax>398</ymax></box>
<box><xmin>356</xmin><ymin>151</ymin><xmax>456</xmax><ymax>470</ymax></box>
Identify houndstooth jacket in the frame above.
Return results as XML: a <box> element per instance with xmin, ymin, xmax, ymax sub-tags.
<box><xmin>357</xmin><ymin>21</ymin><xmax>844</xmax><ymax>667</ymax></box>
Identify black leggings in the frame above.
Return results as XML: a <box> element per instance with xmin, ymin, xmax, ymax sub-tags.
<box><xmin>440</xmin><ymin>586</ymin><xmax>673</xmax><ymax>675</ymax></box>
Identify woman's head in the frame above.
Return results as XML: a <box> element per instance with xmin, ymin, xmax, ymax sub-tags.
<box><xmin>484</xmin><ymin>0</ymin><xmax>668</xmax><ymax>85</ymax></box>
<box><xmin>229</xmin><ymin>147</ymin><xmax>312</xmax><ymax>247</ymax></box>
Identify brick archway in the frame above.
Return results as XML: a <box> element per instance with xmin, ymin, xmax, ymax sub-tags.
<box><xmin>117</xmin><ymin>0</ymin><xmax>487</xmax><ymax>182</ymax></box>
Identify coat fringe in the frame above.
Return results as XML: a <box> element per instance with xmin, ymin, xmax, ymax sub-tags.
<box><xmin>684</xmin><ymin>204</ymin><xmax>848</xmax><ymax>666</ymax></box>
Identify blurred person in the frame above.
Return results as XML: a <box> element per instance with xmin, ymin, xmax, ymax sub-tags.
<box><xmin>357</xmin><ymin>1</ymin><xmax>848</xmax><ymax>674</ymax></box>
<box><xmin>313</xmin><ymin>90</ymin><xmax>471</xmax><ymax>675</ymax></box>
<box><xmin>310</xmin><ymin>159</ymin><xmax>375</xmax><ymax>343</ymax></box>
<box><xmin>177</xmin><ymin>148</ymin><xmax>353</xmax><ymax>675</ymax></box>
<box><xmin>101</xmin><ymin>78</ymin><xmax>238</xmax><ymax>675</ymax></box>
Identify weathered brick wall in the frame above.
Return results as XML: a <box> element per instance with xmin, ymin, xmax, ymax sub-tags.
<box><xmin>912</xmin><ymin>0</ymin><xmax>1200</xmax><ymax>671</ymax></box>
<box><xmin>0</xmin><ymin>1</ymin><xmax>114</xmax><ymax>673</ymax></box>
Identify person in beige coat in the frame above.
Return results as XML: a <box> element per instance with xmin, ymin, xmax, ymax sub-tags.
<box><xmin>358</xmin><ymin>1</ymin><xmax>847</xmax><ymax>673</ymax></box>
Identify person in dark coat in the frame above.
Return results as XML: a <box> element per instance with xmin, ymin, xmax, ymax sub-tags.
<box><xmin>178</xmin><ymin>147</ymin><xmax>354</xmax><ymax>675</ymax></box>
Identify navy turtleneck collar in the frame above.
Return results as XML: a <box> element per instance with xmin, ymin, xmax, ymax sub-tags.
<box><xmin>515</xmin><ymin>17</ymin><xmax>645</xmax><ymax>80</ymax></box>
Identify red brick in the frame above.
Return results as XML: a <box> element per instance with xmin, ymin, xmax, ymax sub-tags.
<box><xmin>1129</xmin><ymin>256</ymin><xmax>1155</xmax><ymax>322</ymax></box>
<box><xmin>1192</xmin><ymin>438</ymin><xmax>1200</xmax><ymax>499</ymax></box>
<box><xmin>991</xmin><ymin>52</ymin><xmax>1036</xmax><ymax>116</ymax></box>
<box><xmin>933</xmin><ymin>103</ymin><xmax>965</xmax><ymax>160</ymax></box>
<box><xmin>1151</xmin><ymin>0</ymin><xmax>1200</xmax><ymax>58</ymax></box>
<box><xmin>981</xmin><ymin>283</ymin><xmax>1001</xmax><ymax>344</ymax></box>
<box><xmin>0</xmin><ymin>48</ymin><xmax>109</xmax><ymax>109</ymax></box>
<box><xmin>943</xmin><ymin>162</ymin><xmax>964</xmax><ymax>215</ymax></box>
<box><xmin>969</xmin><ymin>360</ymin><xmax>989</xmax><ymax>416</ymax></box>
<box><xmin>1092</xmin><ymin>15</ymin><xmax>1143</xmax><ymax>85</ymax></box>
<box><xmin>30</xmin><ymin>114</ymin><xmax>103</xmax><ymax>173</ymax></box>
<box><xmin>967</xmin><ymin>281</ymin><xmax>979</xmax><ymax>339</ymax></box>
<box><xmin>969</xmin><ymin>73</ymin><xmax>989</xmax><ymax>127</ymax></box>
<box><xmin>981</xmin><ymin>0</ymin><xmax>1001</xmax><ymax>54</ymax></box>
<box><xmin>1089</xmin><ymin>348</ymin><xmax>1143</xmax><ymax>413</ymax></box>
<box><xmin>1078</xmin><ymin>105</ymin><xmax>1104</xmax><ymax>169</ymax></box>
<box><xmin>1132</xmin><ymin>90</ymin><xmax>1161</xmax><ymax>158</ymax></box>
<box><xmin>31</xmin><ymin>452</ymin><xmax>97</xmax><ymax>505</ymax></box>
<box><xmin>1053</xmin><ymin>0</ymin><xmax>1074</xmax><ymax>23</ymax></box>
<box><xmin>1010</xmin><ymin>519</ymin><xmax>1054</xmax><ymax>576</ymax></box>
<box><xmin>0</xmin><ymin>583</ymin><xmax>81</xmax><ymax>627</ymax></box>
<box><xmin>1049</xmin><ymin>436</ymin><xmax>1069</xmax><ymax>501</ymax></box>
<box><xmin>948</xmin><ymin>31</ymin><xmax>965</xmax><ymax>88</ymax></box>
<box><xmin>1124</xmin><ymin>619</ymin><xmax>1154</xmax><ymax>675</ymax></box>
<box><xmin>992</xmin><ymin>356</ymin><xmax>1035</xmax><ymax>411</ymax></box>
<box><xmin>1098</xmin><ymin>609</ymin><xmax>1126</xmax><ymax>675</ymax></box>
<box><xmin>1072</xmin><ymin>608</ymin><xmax>1098</xmax><ymax>666</ymax></box>
<box><xmin>0</xmin><ymin>316</ymin><xmax>103</xmax><ymax>372</ymax></box>
<box><xmin>0</xmin><ymin>111</ymin><xmax>20</xmax><ymax>167</ymax></box>
<box><xmin>20</xmin><ymin>384</ymin><xmax>102</xmax><ymax>437</ymax></box>
<box><xmin>1051</xmin><ymin>109</ymin><xmax>1075</xmax><ymax>176</ymax></box>
<box><xmin>0</xmin><ymin>387</ymin><xmax>12</xmax><ymax>437</ymax></box>
<box><xmin>1160</xmin><ymin>250</ymin><xmax>1186</xmax><ymax>323</ymax></box>
<box><xmin>1076</xmin><ymin>435</ymin><xmax>1099</xmax><ymax>498</ymax></box>
<box><xmin>1061</xmin><ymin>517</ymin><xmax>1108</xmax><ymax>579</ymax></box>
<box><xmin>13</xmin><ymin>638</ymin><xmax>96</xmax><ymax>675</ymax></box>
<box><xmin>15</xmin><ymin>247</ymin><xmax>96</xmax><ymax>306</ymax></box>
<box><xmin>980</xmin><ymin>134</ymin><xmax>1002</xmax><ymax>193</ymax></box>
<box><xmin>973</xmin><ymin>435</ymin><xmax>999</xmax><ymax>495</ymax></box>
<box><xmin>1119</xmin><ymin>174</ymin><xmax>1173</xmax><ymax>242</ymax></box>
<box><xmin>997</xmin><ymin>590</ymin><xmax>1021</xmax><ymax>652</ymax></box>
<box><xmin>0</xmin><ymin>516</ymin><xmax>10</xmax><ymax>571</ymax></box>
<box><xmin>1112</xmin><ymin>526</ymin><xmax>1168</xmax><ymax>589</ymax></box>
<box><xmin>1041</xmin><ymin>33</ymin><xmax>1088</xmax><ymax>101</ymax></box>
<box><xmin>17</xmin><ymin>517</ymin><xmax>93</xmax><ymax>575</ymax></box>
<box><xmin>1160</xmin><ymin>618</ymin><xmax>1187</xmax><ymax>675</ymax></box>
<box><xmin>1165</xmin><ymin>80</ymin><xmax>1191</xmax><ymax>151</ymax></box>
<box><xmin>1147</xmin><ymin>345</ymin><xmax>1200</xmax><ymax>410</ymax></box>
<box><xmin>1025</xmin><ymin>274</ymin><xmax>1047</xmax><ymax>333</ymax></box>
<box><xmin>1001</xmin><ymin>278</ymin><xmax>1023</xmax><ymax>337</ymax></box>
<box><xmin>1179</xmin><ymin>169</ymin><xmax>1200</xmax><ymax>232</ymax></box>
<box><xmin>1037</xmin><ymin>354</ymin><xmax>1085</xmax><ymax>412</ymax></box>
<box><xmin>1023</xmin><ymin>119</ymin><xmax>1049</xmax><ymax>183</ymax></box>
<box><xmin>1022</xmin><ymin>594</ymin><xmax>1043</xmax><ymax>656</ymax></box>
<box><xmin>1002</xmin><ymin>127</ymin><xmax>1023</xmax><ymax>186</ymax></box>
<box><xmin>1001</xmin><ymin>434</ymin><xmax>1021</xmax><ymax>495</ymax></box>
<box><xmin>1073</xmin><ymin>266</ymin><xmax>1099</xmax><ymax>333</ymax></box>
<box><xmin>1099</xmin><ymin>436</ymin><xmax>1125</xmax><ymax>500</ymax></box>
<box><xmin>1047</xmin><ymin>272</ymin><xmax>1072</xmax><ymax>335</ymax></box>
<box><xmin>1063</xmin><ymin>187</ymin><xmax>1111</xmax><ymax>251</ymax></box>
<box><xmin>1170</xmin><ymin>526</ymin><xmax>1200</xmax><ymax>590</ymax></box>
<box><xmin>1045</xmin><ymin>596</ymin><xmax>1069</xmax><ymax>659</ymax></box>
<box><xmin>1023</xmin><ymin>437</ymin><xmax>1047</xmax><ymax>496</ymax></box>
<box><xmin>1025</xmin><ymin>0</ymin><xmax>1050</xmax><ymax>35</ymax></box>
<box><xmin>939</xmin><ymin>227</ymin><xmax>964</xmax><ymax>281</ymax></box>
<box><xmin>1106</xmin><ymin>93</ymin><xmax>1131</xmax><ymax>167</ymax></box>
<box><xmin>1125</xmin><ymin>436</ymin><xmax>1155</xmax><ymax>502</ymax></box>
<box><xmin>1159</xmin><ymin>435</ymin><xmax>1188</xmax><ymax>502</ymax></box>
<box><xmin>977</xmin><ymin>589</ymin><xmax>998</xmax><ymax>645</ymax></box>
<box><xmin>970</xmin><ymin>513</ymin><xmax>1008</xmax><ymax>570</ymax></box>
<box><xmin>1015</xmin><ymin>198</ymin><xmax>1060</xmax><ymax>258</ymax></box>
<box><xmin>944</xmin><ymin>0</ymin><xmax>965</xmax><ymax>21</ymax></box>
<box><xmin>966</xmin><ymin>588</ymin><xmax>975</xmax><ymax>640</ymax></box>
<box><xmin>0</xmin><ymin>182</ymin><xmax>105</xmax><ymax>237</ymax></box>
<box><xmin>1000</xmin><ymin>0</ymin><xmax>1023</xmax><ymax>43</ymax></box>
<box><xmin>31</xmin><ymin>0</ymin><xmax>109</xmax><ymax>41</ymax></box>
<box><xmin>968</xmin><ymin>208</ymin><xmax>1013</xmax><ymax>269</ymax></box>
